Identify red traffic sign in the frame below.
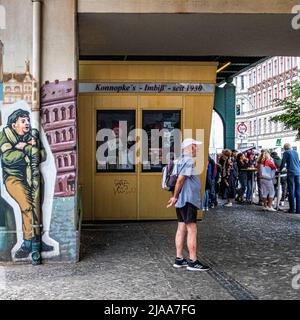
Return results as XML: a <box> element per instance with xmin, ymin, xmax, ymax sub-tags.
<box><xmin>237</xmin><ymin>123</ymin><xmax>248</xmax><ymax>135</ymax></box>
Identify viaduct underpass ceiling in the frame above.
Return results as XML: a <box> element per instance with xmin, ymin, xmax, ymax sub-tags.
<box><xmin>78</xmin><ymin>13</ymin><xmax>300</xmax><ymax>84</ymax></box>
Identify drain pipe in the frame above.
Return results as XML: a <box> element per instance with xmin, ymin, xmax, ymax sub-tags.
<box><xmin>31</xmin><ymin>0</ymin><xmax>43</xmax><ymax>266</ymax></box>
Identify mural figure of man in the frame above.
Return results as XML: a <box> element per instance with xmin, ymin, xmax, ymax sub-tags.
<box><xmin>0</xmin><ymin>109</ymin><xmax>53</xmax><ymax>259</ymax></box>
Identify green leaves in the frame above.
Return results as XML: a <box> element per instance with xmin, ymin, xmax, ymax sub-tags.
<box><xmin>271</xmin><ymin>81</ymin><xmax>300</xmax><ymax>140</ymax></box>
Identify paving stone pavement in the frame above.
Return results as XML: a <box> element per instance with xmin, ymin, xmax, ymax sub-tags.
<box><xmin>0</xmin><ymin>202</ymin><xmax>300</xmax><ymax>300</ymax></box>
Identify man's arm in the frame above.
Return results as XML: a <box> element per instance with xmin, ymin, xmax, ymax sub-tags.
<box><xmin>1</xmin><ymin>142</ymin><xmax>26</xmax><ymax>166</ymax></box>
<box><xmin>167</xmin><ymin>175</ymin><xmax>186</xmax><ymax>208</ymax></box>
<box><xmin>280</xmin><ymin>152</ymin><xmax>287</xmax><ymax>171</ymax></box>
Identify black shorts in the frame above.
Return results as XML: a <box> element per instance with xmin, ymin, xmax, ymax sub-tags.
<box><xmin>176</xmin><ymin>202</ymin><xmax>198</xmax><ymax>224</ymax></box>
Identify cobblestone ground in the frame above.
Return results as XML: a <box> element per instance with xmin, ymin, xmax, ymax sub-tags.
<box><xmin>0</xmin><ymin>202</ymin><xmax>300</xmax><ymax>300</ymax></box>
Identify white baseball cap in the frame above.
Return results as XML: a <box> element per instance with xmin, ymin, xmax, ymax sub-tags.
<box><xmin>181</xmin><ymin>138</ymin><xmax>202</xmax><ymax>149</ymax></box>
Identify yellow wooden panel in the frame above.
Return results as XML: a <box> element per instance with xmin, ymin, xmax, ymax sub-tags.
<box><xmin>78</xmin><ymin>95</ymin><xmax>94</xmax><ymax>220</ymax></box>
<box><xmin>79</xmin><ymin>61</ymin><xmax>218</xmax><ymax>83</ymax></box>
<box><xmin>139</xmin><ymin>175</ymin><xmax>175</xmax><ymax>219</ymax></box>
<box><xmin>139</xmin><ymin>175</ymin><xmax>204</xmax><ymax>220</ymax></box>
<box><xmin>94</xmin><ymin>175</ymin><xmax>137</xmax><ymax>220</ymax></box>
<box><xmin>94</xmin><ymin>95</ymin><xmax>138</xmax><ymax>109</ymax></box>
<box><xmin>140</xmin><ymin>95</ymin><xmax>183</xmax><ymax>109</ymax></box>
<box><xmin>184</xmin><ymin>95</ymin><xmax>215</xmax><ymax>201</ymax></box>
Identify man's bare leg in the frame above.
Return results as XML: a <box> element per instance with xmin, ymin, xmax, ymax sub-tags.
<box><xmin>186</xmin><ymin>223</ymin><xmax>197</xmax><ymax>261</ymax></box>
<box><xmin>175</xmin><ymin>222</ymin><xmax>187</xmax><ymax>258</ymax></box>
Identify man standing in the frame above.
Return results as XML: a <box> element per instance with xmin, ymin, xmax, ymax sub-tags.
<box><xmin>167</xmin><ymin>138</ymin><xmax>210</xmax><ymax>272</ymax></box>
<box><xmin>0</xmin><ymin>109</ymin><xmax>53</xmax><ymax>258</ymax></box>
<box><xmin>280</xmin><ymin>143</ymin><xmax>300</xmax><ymax>214</ymax></box>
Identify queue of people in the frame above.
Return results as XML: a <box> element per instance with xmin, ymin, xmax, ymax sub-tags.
<box><xmin>205</xmin><ymin>143</ymin><xmax>300</xmax><ymax>214</ymax></box>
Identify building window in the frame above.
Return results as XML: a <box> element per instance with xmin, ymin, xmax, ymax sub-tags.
<box><xmin>274</xmin><ymin>87</ymin><xmax>278</xmax><ymax>100</ymax></box>
<box><xmin>269</xmin><ymin>118</ymin><xmax>273</xmax><ymax>133</ymax></box>
<box><xmin>64</xmin><ymin>157</ymin><xmax>69</xmax><ymax>167</ymax></box>
<box><xmin>280</xmin><ymin>57</ymin><xmax>284</xmax><ymax>74</ymax></box>
<box><xmin>263</xmin><ymin>118</ymin><xmax>267</xmax><ymax>134</ymax></box>
<box><xmin>280</xmin><ymin>84</ymin><xmax>284</xmax><ymax>99</ymax></box>
<box><xmin>46</xmin><ymin>134</ymin><xmax>52</xmax><ymax>145</ymax></box>
<box><xmin>268</xmin><ymin>62</ymin><xmax>272</xmax><ymax>77</ymax></box>
<box><xmin>258</xmin><ymin>68</ymin><xmax>261</xmax><ymax>83</ymax></box>
<box><xmin>274</xmin><ymin>59</ymin><xmax>278</xmax><ymax>75</ymax></box>
<box><xmin>69</xmin><ymin>128</ymin><xmax>74</xmax><ymax>140</ymax></box>
<box><xmin>61</xmin><ymin>107</ymin><xmax>66</xmax><ymax>120</ymax></box>
<box><xmin>53</xmin><ymin>109</ymin><xmax>59</xmax><ymax>122</ymax></box>
<box><xmin>240</xmin><ymin>76</ymin><xmax>244</xmax><ymax>90</ymax></box>
<box><xmin>55</xmin><ymin>131</ymin><xmax>60</xmax><ymax>143</ymax></box>
<box><xmin>258</xmin><ymin>93</ymin><xmax>261</xmax><ymax>109</ymax></box>
<box><xmin>287</xmin><ymin>57</ymin><xmax>291</xmax><ymax>70</ymax></box>
<box><xmin>249</xmin><ymin>121</ymin><xmax>252</xmax><ymax>136</ymax></box>
<box><xmin>71</xmin><ymin>154</ymin><xmax>75</xmax><ymax>166</ymax></box>
<box><xmin>96</xmin><ymin>110</ymin><xmax>136</xmax><ymax>172</ymax></box>
<box><xmin>249</xmin><ymin>73</ymin><xmax>252</xmax><ymax>86</ymax></box>
<box><xmin>67</xmin><ymin>176</ymin><xmax>75</xmax><ymax>192</ymax></box>
<box><xmin>263</xmin><ymin>91</ymin><xmax>267</xmax><ymax>108</ymax></box>
<box><xmin>253</xmin><ymin>71</ymin><xmax>256</xmax><ymax>84</ymax></box>
<box><xmin>142</xmin><ymin>110</ymin><xmax>181</xmax><ymax>172</ymax></box>
<box><xmin>241</xmin><ymin>99</ymin><xmax>245</xmax><ymax>113</ymax></box>
<box><xmin>69</xmin><ymin>105</ymin><xmax>75</xmax><ymax>119</ymax></box>
<box><xmin>58</xmin><ymin>157</ymin><xmax>63</xmax><ymax>168</ymax></box>
<box><xmin>263</xmin><ymin>65</ymin><xmax>266</xmax><ymax>80</ymax></box>
<box><xmin>287</xmin><ymin>82</ymin><xmax>291</xmax><ymax>95</ymax></box>
<box><xmin>44</xmin><ymin>110</ymin><xmax>50</xmax><ymax>123</ymax></box>
<box><xmin>268</xmin><ymin>89</ymin><xmax>272</xmax><ymax>107</ymax></box>
<box><xmin>62</xmin><ymin>129</ymin><xmax>67</xmax><ymax>142</ymax></box>
<box><xmin>58</xmin><ymin>181</ymin><xmax>64</xmax><ymax>192</ymax></box>
<box><xmin>258</xmin><ymin>119</ymin><xmax>262</xmax><ymax>134</ymax></box>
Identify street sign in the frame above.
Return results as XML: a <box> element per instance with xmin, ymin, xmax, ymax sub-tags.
<box><xmin>276</xmin><ymin>139</ymin><xmax>282</xmax><ymax>146</ymax></box>
<box><xmin>237</xmin><ymin>123</ymin><xmax>248</xmax><ymax>135</ymax></box>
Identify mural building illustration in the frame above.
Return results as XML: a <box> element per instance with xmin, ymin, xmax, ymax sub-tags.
<box><xmin>41</xmin><ymin>79</ymin><xmax>77</xmax><ymax>198</ymax></box>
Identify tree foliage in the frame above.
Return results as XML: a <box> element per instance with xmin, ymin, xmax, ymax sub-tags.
<box><xmin>271</xmin><ymin>81</ymin><xmax>300</xmax><ymax>140</ymax></box>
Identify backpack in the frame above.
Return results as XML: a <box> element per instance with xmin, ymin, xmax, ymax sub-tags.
<box><xmin>162</xmin><ymin>160</ymin><xmax>178</xmax><ymax>192</ymax></box>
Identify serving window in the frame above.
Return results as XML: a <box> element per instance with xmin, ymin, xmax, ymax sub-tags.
<box><xmin>96</xmin><ymin>110</ymin><xmax>136</xmax><ymax>172</ymax></box>
<box><xmin>142</xmin><ymin>110</ymin><xmax>181</xmax><ymax>172</ymax></box>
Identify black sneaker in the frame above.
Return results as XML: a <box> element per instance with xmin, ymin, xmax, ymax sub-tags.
<box><xmin>14</xmin><ymin>244</ymin><xmax>32</xmax><ymax>259</ymax></box>
<box><xmin>173</xmin><ymin>257</ymin><xmax>189</xmax><ymax>268</ymax></box>
<box><xmin>187</xmin><ymin>260</ymin><xmax>210</xmax><ymax>272</ymax></box>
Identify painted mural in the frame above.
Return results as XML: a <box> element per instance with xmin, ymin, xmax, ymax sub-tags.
<box><xmin>0</xmin><ymin>54</ymin><xmax>60</xmax><ymax>261</ymax></box>
<box><xmin>0</xmin><ymin>108</ymin><xmax>56</xmax><ymax>259</ymax></box>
